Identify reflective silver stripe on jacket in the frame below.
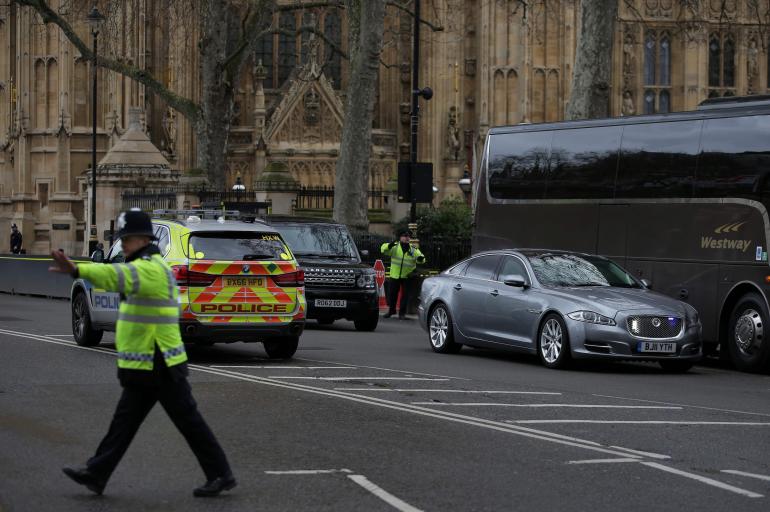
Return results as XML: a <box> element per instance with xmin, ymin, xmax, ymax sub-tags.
<box><xmin>117</xmin><ymin>313</ymin><xmax>178</xmax><ymax>324</ymax></box>
<box><xmin>115</xmin><ymin>264</ymin><xmax>126</xmax><ymax>293</ymax></box>
<box><xmin>128</xmin><ymin>264</ymin><xmax>140</xmax><ymax>294</ymax></box>
<box><xmin>163</xmin><ymin>346</ymin><xmax>186</xmax><ymax>359</ymax></box>
<box><xmin>123</xmin><ymin>297</ymin><xmax>179</xmax><ymax>308</ymax></box>
<box><xmin>164</xmin><ymin>265</ymin><xmax>176</xmax><ymax>300</ymax></box>
<box><xmin>117</xmin><ymin>351</ymin><xmax>154</xmax><ymax>362</ymax></box>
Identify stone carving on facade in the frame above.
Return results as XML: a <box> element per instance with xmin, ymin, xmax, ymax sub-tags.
<box><xmin>304</xmin><ymin>88</ymin><xmax>321</xmax><ymax>125</ymax></box>
<box><xmin>56</xmin><ymin>108</ymin><xmax>72</xmax><ymax>137</ymax></box>
<box><xmin>464</xmin><ymin>58</ymin><xmax>477</xmax><ymax>77</ymax></box>
<box><xmin>400</xmin><ymin>62</ymin><xmax>411</xmax><ymax>84</ymax></box>
<box><xmin>644</xmin><ymin>0</ymin><xmax>673</xmax><ymax>17</ymax></box>
<box><xmin>161</xmin><ymin>107</ymin><xmax>177</xmax><ymax>159</ymax></box>
<box><xmin>621</xmin><ymin>90</ymin><xmax>636</xmax><ymax>116</ymax></box>
<box><xmin>446</xmin><ymin>106</ymin><xmax>461</xmax><ymax>161</ymax></box>
<box><xmin>399</xmin><ymin>102</ymin><xmax>411</xmax><ymax>125</ymax></box>
<box><xmin>747</xmin><ymin>37</ymin><xmax>759</xmax><ymax>94</ymax></box>
<box><xmin>709</xmin><ymin>0</ymin><xmax>736</xmax><ymax>18</ymax></box>
<box><xmin>622</xmin><ymin>31</ymin><xmax>636</xmax><ymax>89</ymax></box>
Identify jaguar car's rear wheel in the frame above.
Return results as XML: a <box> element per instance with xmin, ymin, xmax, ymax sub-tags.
<box><xmin>72</xmin><ymin>291</ymin><xmax>103</xmax><ymax>347</ymax></box>
<box><xmin>538</xmin><ymin>314</ymin><xmax>570</xmax><ymax>369</ymax></box>
<box><xmin>728</xmin><ymin>293</ymin><xmax>770</xmax><ymax>373</ymax></box>
<box><xmin>428</xmin><ymin>304</ymin><xmax>461</xmax><ymax>354</ymax></box>
<box><xmin>264</xmin><ymin>336</ymin><xmax>299</xmax><ymax>359</ymax></box>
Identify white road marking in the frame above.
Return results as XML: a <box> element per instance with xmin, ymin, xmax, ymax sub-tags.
<box><xmin>211</xmin><ymin>366</ymin><xmax>356</xmax><ymax>369</ymax></box>
<box><xmin>265</xmin><ymin>469</ymin><xmax>352</xmax><ymax>475</ymax></box>
<box><xmin>593</xmin><ymin>393</ymin><xmax>770</xmax><ymax>419</ymax></box>
<box><xmin>508</xmin><ymin>420</ymin><xmax>770</xmax><ymax>426</ymax></box>
<box><xmin>641</xmin><ymin>462</ymin><xmax>764</xmax><ymax>499</ymax></box>
<box><xmin>414</xmin><ymin>402</ymin><xmax>681</xmax><ymax>409</ymax></box>
<box><xmin>608</xmin><ymin>446</ymin><xmax>671</xmax><ymax>460</ymax></box>
<box><xmin>44</xmin><ymin>334</ymin><xmax>74</xmax><ymax>337</ymax></box>
<box><xmin>295</xmin><ymin>357</ymin><xmax>467</xmax><ymax>380</ymax></box>
<box><xmin>271</xmin><ymin>376</ymin><xmax>450</xmax><ymax>381</ymax></box>
<box><xmin>347</xmin><ymin>474</ymin><xmax>424</xmax><ymax>512</ymax></box>
<box><xmin>721</xmin><ymin>470</ymin><xmax>770</xmax><ymax>483</ymax></box>
<box><xmin>3</xmin><ymin>327</ymin><xmax>764</xmax><ymax>500</ymax></box>
<box><xmin>567</xmin><ymin>458</ymin><xmax>640</xmax><ymax>465</ymax></box>
<box><xmin>334</xmin><ymin>388</ymin><xmax>562</xmax><ymax>395</ymax></box>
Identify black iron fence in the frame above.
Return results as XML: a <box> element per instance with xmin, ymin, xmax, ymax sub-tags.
<box><xmin>121</xmin><ymin>189</ymin><xmax>178</xmax><ymax>211</ymax></box>
<box><xmin>121</xmin><ymin>189</ymin><xmax>271</xmax><ymax>217</ymax></box>
<box><xmin>295</xmin><ymin>186</ymin><xmax>388</xmax><ymax>210</ymax></box>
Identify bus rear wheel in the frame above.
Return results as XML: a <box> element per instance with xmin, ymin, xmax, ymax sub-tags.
<box><xmin>728</xmin><ymin>293</ymin><xmax>770</xmax><ymax>373</ymax></box>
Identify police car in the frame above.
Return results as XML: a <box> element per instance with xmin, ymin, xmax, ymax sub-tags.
<box><xmin>70</xmin><ymin>210</ymin><xmax>306</xmax><ymax>358</ymax></box>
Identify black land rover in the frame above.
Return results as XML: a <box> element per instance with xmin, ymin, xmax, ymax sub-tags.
<box><xmin>264</xmin><ymin>216</ymin><xmax>380</xmax><ymax>331</ymax></box>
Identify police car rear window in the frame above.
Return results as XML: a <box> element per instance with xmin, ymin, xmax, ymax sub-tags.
<box><xmin>188</xmin><ymin>233</ymin><xmax>291</xmax><ymax>261</ymax></box>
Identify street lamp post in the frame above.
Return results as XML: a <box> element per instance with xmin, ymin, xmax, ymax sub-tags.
<box><xmin>458</xmin><ymin>167</ymin><xmax>472</xmax><ymax>205</ymax></box>
<box><xmin>87</xmin><ymin>6</ymin><xmax>105</xmax><ymax>254</ymax></box>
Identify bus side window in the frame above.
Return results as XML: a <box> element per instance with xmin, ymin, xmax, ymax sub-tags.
<box><xmin>617</xmin><ymin>120</ymin><xmax>700</xmax><ymax>199</ymax></box>
<box><xmin>488</xmin><ymin>131</ymin><xmax>552</xmax><ymax>200</ymax></box>
<box><xmin>548</xmin><ymin>126</ymin><xmax>622</xmax><ymax>199</ymax></box>
<box><xmin>697</xmin><ymin>116</ymin><xmax>770</xmax><ymax>200</ymax></box>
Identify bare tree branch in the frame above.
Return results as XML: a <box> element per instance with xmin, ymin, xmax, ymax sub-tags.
<box><xmin>386</xmin><ymin>0</ymin><xmax>444</xmax><ymax>32</ymax></box>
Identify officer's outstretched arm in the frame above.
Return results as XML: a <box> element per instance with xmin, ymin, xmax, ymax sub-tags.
<box><xmin>77</xmin><ymin>263</ymin><xmax>130</xmax><ymax>294</ymax></box>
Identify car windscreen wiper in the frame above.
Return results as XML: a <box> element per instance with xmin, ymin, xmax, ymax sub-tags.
<box><xmin>242</xmin><ymin>254</ymin><xmax>277</xmax><ymax>260</ymax></box>
<box><xmin>570</xmin><ymin>282</ymin><xmax>609</xmax><ymax>287</ymax></box>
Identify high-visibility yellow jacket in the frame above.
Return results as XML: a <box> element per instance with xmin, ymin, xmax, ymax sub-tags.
<box><xmin>380</xmin><ymin>241</ymin><xmax>426</xmax><ymax>279</ymax></box>
<box><xmin>78</xmin><ymin>251</ymin><xmax>186</xmax><ymax>372</ymax></box>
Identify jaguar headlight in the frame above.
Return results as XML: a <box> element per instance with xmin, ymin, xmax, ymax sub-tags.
<box><xmin>568</xmin><ymin>311</ymin><xmax>616</xmax><ymax>326</ymax></box>
<box><xmin>357</xmin><ymin>272</ymin><xmax>376</xmax><ymax>289</ymax></box>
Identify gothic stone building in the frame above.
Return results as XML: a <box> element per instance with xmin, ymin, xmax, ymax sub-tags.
<box><xmin>0</xmin><ymin>0</ymin><xmax>767</xmax><ymax>253</ymax></box>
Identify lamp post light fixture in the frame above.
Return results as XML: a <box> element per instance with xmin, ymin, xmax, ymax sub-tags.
<box><xmin>458</xmin><ymin>168</ymin><xmax>472</xmax><ymax>195</ymax></box>
<box><xmin>87</xmin><ymin>5</ymin><xmax>105</xmax><ymax>254</ymax></box>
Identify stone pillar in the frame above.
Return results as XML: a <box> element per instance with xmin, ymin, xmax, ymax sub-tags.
<box><xmin>442</xmin><ymin>159</ymin><xmax>464</xmax><ymax>200</ymax></box>
<box><xmin>254</xmin><ymin>161</ymin><xmax>299</xmax><ymax>215</ymax></box>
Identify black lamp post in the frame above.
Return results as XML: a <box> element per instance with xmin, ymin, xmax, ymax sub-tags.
<box><xmin>87</xmin><ymin>5</ymin><xmax>105</xmax><ymax>254</ymax></box>
<box><xmin>409</xmin><ymin>0</ymin><xmax>432</xmax><ymax>236</ymax></box>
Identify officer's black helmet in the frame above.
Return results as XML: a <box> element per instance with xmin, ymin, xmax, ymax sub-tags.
<box><xmin>115</xmin><ymin>208</ymin><xmax>157</xmax><ymax>240</ymax></box>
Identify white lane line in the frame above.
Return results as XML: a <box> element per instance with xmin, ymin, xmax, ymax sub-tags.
<box><xmin>641</xmin><ymin>462</ymin><xmax>763</xmax><ymax>499</ymax></box>
<box><xmin>347</xmin><ymin>474</ymin><xmax>423</xmax><ymax>512</ymax></box>
<box><xmin>508</xmin><ymin>420</ymin><xmax>770</xmax><ymax>426</ymax></box>
<box><xmin>272</xmin><ymin>376</ymin><xmax>450</xmax><ymax>381</ymax></box>
<box><xmin>608</xmin><ymin>446</ymin><xmax>671</xmax><ymax>460</ymax></box>
<box><xmin>210</xmin><ymin>366</ymin><xmax>356</xmax><ymax>369</ymax></box>
<box><xmin>265</xmin><ymin>469</ymin><xmax>352</xmax><ymax>475</ymax></box>
<box><xmin>44</xmin><ymin>334</ymin><xmax>74</xmax><ymax>337</ymax></box>
<box><xmin>567</xmin><ymin>458</ymin><xmax>640</xmax><ymax>465</ymax></box>
<box><xmin>295</xmin><ymin>357</ymin><xmax>468</xmax><ymax>380</ymax></box>
<box><xmin>593</xmin><ymin>393</ymin><xmax>770</xmax><ymax>419</ymax></box>
<box><xmin>7</xmin><ymin>327</ymin><xmax>767</xmax><ymax>500</ymax></box>
<box><xmin>721</xmin><ymin>470</ymin><xmax>770</xmax><ymax>483</ymax></box>
<box><xmin>334</xmin><ymin>388</ymin><xmax>562</xmax><ymax>395</ymax></box>
<box><xmin>414</xmin><ymin>403</ymin><xmax>681</xmax><ymax>409</ymax></box>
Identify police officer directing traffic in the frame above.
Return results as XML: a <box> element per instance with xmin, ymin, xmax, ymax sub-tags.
<box><xmin>49</xmin><ymin>209</ymin><xmax>236</xmax><ymax>497</ymax></box>
<box><xmin>380</xmin><ymin>230</ymin><xmax>426</xmax><ymax>319</ymax></box>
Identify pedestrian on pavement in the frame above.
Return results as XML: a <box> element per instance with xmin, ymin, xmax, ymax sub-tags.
<box><xmin>10</xmin><ymin>223</ymin><xmax>22</xmax><ymax>254</ymax></box>
<box><xmin>380</xmin><ymin>230</ymin><xmax>426</xmax><ymax>319</ymax></box>
<box><xmin>90</xmin><ymin>242</ymin><xmax>105</xmax><ymax>263</ymax></box>
<box><xmin>49</xmin><ymin>208</ymin><xmax>236</xmax><ymax>497</ymax></box>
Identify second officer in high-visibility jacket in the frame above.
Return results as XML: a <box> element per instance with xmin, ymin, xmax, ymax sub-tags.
<box><xmin>49</xmin><ymin>209</ymin><xmax>235</xmax><ymax>498</ymax></box>
<box><xmin>380</xmin><ymin>230</ymin><xmax>426</xmax><ymax>319</ymax></box>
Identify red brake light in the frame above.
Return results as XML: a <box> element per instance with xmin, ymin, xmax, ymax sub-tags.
<box><xmin>273</xmin><ymin>269</ymin><xmax>304</xmax><ymax>287</ymax></box>
<box><xmin>171</xmin><ymin>265</ymin><xmax>216</xmax><ymax>287</ymax></box>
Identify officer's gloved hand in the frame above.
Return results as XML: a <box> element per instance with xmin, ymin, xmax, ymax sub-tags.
<box><xmin>388</xmin><ymin>241</ymin><xmax>397</xmax><ymax>249</ymax></box>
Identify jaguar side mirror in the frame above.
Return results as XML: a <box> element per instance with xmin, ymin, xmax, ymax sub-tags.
<box><xmin>641</xmin><ymin>279</ymin><xmax>652</xmax><ymax>289</ymax></box>
<box><xmin>503</xmin><ymin>274</ymin><xmax>528</xmax><ymax>288</ymax></box>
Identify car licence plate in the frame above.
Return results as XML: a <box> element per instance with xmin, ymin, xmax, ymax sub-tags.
<box><xmin>315</xmin><ymin>299</ymin><xmax>347</xmax><ymax>308</ymax></box>
<box><xmin>224</xmin><ymin>277</ymin><xmax>264</xmax><ymax>287</ymax></box>
<box><xmin>638</xmin><ymin>342</ymin><xmax>676</xmax><ymax>353</ymax></box>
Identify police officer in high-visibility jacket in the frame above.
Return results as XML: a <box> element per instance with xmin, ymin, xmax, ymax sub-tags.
<box><xmin>49</xmin><ymin>209</ymin><xmax>235</xmax><ymax>497</ymax></box>
<box><xmin>380</xmin><ymin>230</ymin><xmax>426</xmax><ymax>319</ymax></box>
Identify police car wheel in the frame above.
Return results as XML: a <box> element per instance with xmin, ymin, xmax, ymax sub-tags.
<box><xmin>264</xmin><ymin>336</ymin><xmax>299</xmax><ymax>359</ymax></box>
<box><xmin>72</xmin><ymin>291</ymin><xmax>103</xmax><ymax>347</ymax></box>
<box><xmin>354</xmin><ymin>311</ymin><xmax>379</xmax><ymax>332</ymax></box>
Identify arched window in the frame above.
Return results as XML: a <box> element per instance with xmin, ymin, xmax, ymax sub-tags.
<box><xmin>278</xmin><ymin>12</ymin><xmax>297</xmax><ymax>86</ymax></box>
<box><xmin>708</xmin><ymin>33</ymin><xmax>736</xmax><ymax>96</ymax></box>
<box><xmin>324</xmin><ymin>10</ymin><xmax>342</xmax><ymax>88</ymax></box>
<box><xmin>641</xmin><ymin>31</ymin><xmax>672</xmax><ymax>113</ymax></box>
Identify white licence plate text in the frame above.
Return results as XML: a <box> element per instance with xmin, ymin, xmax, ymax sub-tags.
<box><xmin>638</xmin><ymin>342</ymin><xmax>676</xmax><ymax>353</ymax></box>
<box><xmin>315</xmin><ymin>299</ymin><xmax>347</xmax><ymax>308</ymax></box>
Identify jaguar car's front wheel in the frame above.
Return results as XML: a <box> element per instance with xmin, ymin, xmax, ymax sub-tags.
<box><xmin>538</xmin><ymin>314</ymin><xmax>570</xmax><ymax>369</ymax></box>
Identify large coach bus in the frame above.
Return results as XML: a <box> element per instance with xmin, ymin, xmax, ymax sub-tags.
<box><xmin>473</xmin><ymin>95</ymin><xmax>770</xmax><ymax>372</ymax></box>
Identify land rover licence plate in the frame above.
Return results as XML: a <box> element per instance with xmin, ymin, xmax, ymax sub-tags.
<box><xmin>315</xmin><ymin>299</ymin><xmax>347</xmax><ymax>308</ymax></box>
<box><xmin>638</xmin><ymin>342</ymin><xmax>676</xmax><ymax>353</ymax></box>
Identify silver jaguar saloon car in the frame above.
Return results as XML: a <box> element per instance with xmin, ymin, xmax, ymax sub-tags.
<box><xmin>418</xmin><ymin>250</ymin><xmax>702</xmax><ymax>372</ymax></box>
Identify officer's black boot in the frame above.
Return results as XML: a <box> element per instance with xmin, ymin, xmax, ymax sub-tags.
<box><xmin>193</xmin><ymin>475</ymin><xmax>237</xmax><ymax>497</ymax></box>
<box><xmin>62</xmin><ymin>467</ymin><xmax>107</xmax><ymax>495</ymax></box>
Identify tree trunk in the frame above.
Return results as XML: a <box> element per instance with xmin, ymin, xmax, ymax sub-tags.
<box><xmin>198</xmin><ymin>0</ymin><xmax>235</xmax><ymax>189</ymax></box>
<box><xmin>332</xmin><ymin>0</ymin><xmax>385</xmax><ymax>231</ymax></box>
<box><xmin>565</xmin><ymin>0</ymin><xmax>618</xmax><ymax>120</ymax></box>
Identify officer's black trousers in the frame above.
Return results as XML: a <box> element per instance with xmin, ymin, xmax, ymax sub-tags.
<box><xmin>387</xmin><ymin>277</ymin><xmax>413</xmax><ymax>316</ymax></box>
<box><xmin>86</xmin><ymin>377</ymin><xmax>231</xmax><ymax>482</ymax></box>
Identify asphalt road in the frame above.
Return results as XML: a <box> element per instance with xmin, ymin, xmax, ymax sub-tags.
<box><xmin>1</xmin><ymin>293</ymin><xmax>770</xmax><ymax>512</ymax></box>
